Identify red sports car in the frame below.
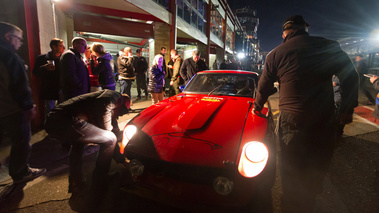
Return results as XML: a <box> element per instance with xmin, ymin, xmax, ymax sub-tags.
<box><xmin>120</xmin><ymin>70</ymin><xmax>276</xmax><ymax>211</ymax></box>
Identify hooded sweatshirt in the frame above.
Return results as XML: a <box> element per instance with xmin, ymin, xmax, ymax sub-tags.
<box><xmin>92</xmin><ymin>52</ymin><xmax>116</xmax><ymax>88</ymax></box>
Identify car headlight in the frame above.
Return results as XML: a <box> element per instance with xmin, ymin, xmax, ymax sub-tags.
<box><xmin>213</xmin><ymin>176</ymin><xmax>234</xmax><ymax>195</ymax></box>
<box><xmin>238</xmin><ymin>141</ymin><xmax>269</xmax><ymax>178</ymax></box>
<box><xmin>120</xmin><ymin>125</ymin><xmax>137</xmax><ymax>154</ymax></box>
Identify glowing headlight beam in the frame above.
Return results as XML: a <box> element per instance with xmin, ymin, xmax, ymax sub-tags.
<box><xmin>120</xmin><ymin>125</ymin><xmax>137</xmax><ymax>154</ymax></box>
<box><xmin>238</xmin><ymin>141</ymin><xmax>269</xmax><ymax>178</ymax></box>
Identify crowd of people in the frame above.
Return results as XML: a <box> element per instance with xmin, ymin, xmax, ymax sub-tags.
<box><xmin>1</xmin><ymin>14</ymin><xmax>379</xmax><ymax>212</ymax></box>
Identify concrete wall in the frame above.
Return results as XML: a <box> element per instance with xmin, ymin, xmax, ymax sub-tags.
<box><xmin>36</xmin><ymin>0</ymin><xmax>55</xmax><ymax>53</ymax></box>
<box><xmin>154</xmin><ymin>22</ymin><xmax>171</xmax><ymax>66</ymax></box>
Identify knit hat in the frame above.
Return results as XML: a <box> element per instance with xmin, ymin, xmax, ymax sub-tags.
<box><xmin>282</xmin><ymin>15</ymin><xmax>309</xmax><ymax>31</ymax></box>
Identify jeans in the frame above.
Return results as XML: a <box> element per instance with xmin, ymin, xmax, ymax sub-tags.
<box><xmin>45</xmin><ymin>116</ymin><xmax>119</xmax><ymax>185</ymax></box>
<box><xmin>119</xmin><ymin>79</ymin><xmax>133</xmax><ymax>98</ymax></box>
<box><xmin>0</xmin><ymin>111</ymin><xmax>31</xmax><ymax>181</ymax></box>
<box><xmin>278</xmin><ymin>111</ymin><xmax>336</xmax><ymax>213</ymax></box>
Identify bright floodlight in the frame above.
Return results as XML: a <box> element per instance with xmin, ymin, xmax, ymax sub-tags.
<box><xmin>369</xmin><ymin>30</ymin><xmax>379</xmax><ymax>44</ymax></box>
<box><xmin>237</xmin><ymin>53</ymin><xmax>245</xmax><ymax>59</ymax></box>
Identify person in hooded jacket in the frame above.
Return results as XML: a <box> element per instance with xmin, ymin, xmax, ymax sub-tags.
<box><xmin>91</xmin><ymin>43</ymin><xmax>116</xmax><ymax>91</ymax></box>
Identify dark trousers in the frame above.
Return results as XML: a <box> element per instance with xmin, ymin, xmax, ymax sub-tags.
<box><xmin>360</xmin><ymin>78</ymin><xmax>375</xmax><ymax>104</ymax></box>
<box><xmin>119</xmin><ymin>79</ymin><xmax>133</xmax><ymax>98</ymax></box>
<box><xmin>45</xmin><ymin>116</ymin><xmax>118</xmax><ymax>185</ymax></box>
<box><xmin>278</xmin><ymin>111</ymin><xmax>336</xmax><ymax>213</ymax></box>
<box><xmin>0</xmin><ymin>111</ymin><xmax>31</xmax><ymax>181</ymax></box>
<box><xmin>169</xmin><ymin>80</ymin><xmax>181</xmax><ymax>97</ymax></box>
<box><xmin>136</xmin><ymin>73</ymin><xmax>148</xmax><ymax>97</ymax></box>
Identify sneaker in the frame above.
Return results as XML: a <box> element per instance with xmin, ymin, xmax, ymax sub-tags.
<box><xmin>13</xmin><ymin>167</ymin><xmax>46</xmax><ymax>184</ymax></box>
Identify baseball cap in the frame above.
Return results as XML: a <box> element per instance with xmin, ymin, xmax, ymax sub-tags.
<box><xmin>136</xmin><ymin>49</ymin><xmax>141</xmax><ymax>53</ymax></box>
<box><xmin>282</xmin><ymin>15</ymin><xmax>310</xmax><ymax>31</ymax></box>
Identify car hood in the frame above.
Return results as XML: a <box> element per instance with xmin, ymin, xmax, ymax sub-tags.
<box><xmin>129</xmin><ymin>94</ymin><xmax>268</xmax><ymax>167</ymax></box>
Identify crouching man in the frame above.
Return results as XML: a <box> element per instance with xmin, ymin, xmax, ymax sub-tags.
<box><xmin>44</xmin><ymin>89</ymin><xmax>130</xmax><ymax>194</ymax></box>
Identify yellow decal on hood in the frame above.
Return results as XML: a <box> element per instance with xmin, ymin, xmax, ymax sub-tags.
<box><xmin>201</xmin><ymin>97</ymin><xmax>223</xmax><ymax>102</ymax></box>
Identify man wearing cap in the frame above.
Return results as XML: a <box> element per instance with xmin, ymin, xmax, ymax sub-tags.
<box><xmin>253</xmin><ymin>15</ymin><xmax>358</xmax><ymax>212</ymax></box>
<box><xmin>133</xmin><ymin>49</ymin><xmax>148</xmax><ymax>100</ymax></box>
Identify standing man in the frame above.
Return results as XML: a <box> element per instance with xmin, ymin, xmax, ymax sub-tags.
<box><xmin>160</xmin><ymin>47</ymin><xmax>169</xmax><ymax>95</ymax></box>
<box><xmin>212</xmin><ymin>59</ymin><xmax>219</xmax><ymax>70</ymax></box>
<box><xmin>0</xmin><ymin>22</ymin><xmax>46</xmax><ymax>183</ymax></box>
<box><xmin>167</xmin><ymin>49</ymin><xmax>183</xmax><ymax>96</ymax></box>
<box><xmin>117</xmin><ymin>47</ymin><xmax>135</xmax><ymax>101</ymax></box>
<box><xmin>133</xmin><ymin>49</ymin><xmax>148</xmax><ymax>100</ymax></box>
<box><xmin>33</xmin><ymin>38</ymin><xmax>65</xmax><ymax>115</ymax></box>
<box><xmin>180</xmin><ymin>50</ymin><xmax>208</xmax><ymax>85</ymax></box>
<box><xmin>355</xmin><ymin>54</ymin><xmax>376</xmax><ymax>105</ymax></box>
<box><xmin>228</xmin><ymin>58</ymin><xmax>238</xmax><ymax>70</ymax></box>
<box><xmin>253</xmin><ymin>15</ymin><xmax>358</xmax><ymax>213</ymax></box>
<box><xmin>60</xmin><ymin>37</ymin><xmax>90</xmax><ymax>101</ymax></box>
<box><xmin>160</xmin><ymin>47</ymin><xmax>167</xmax><ymax>75</ymax></box>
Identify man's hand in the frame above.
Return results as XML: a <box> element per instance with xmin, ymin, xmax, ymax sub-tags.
<box><xmin>25</xmin><ymin>105</ymin><xmax>36</xmax><ymax>122</ymax></box>
<box><xmin>338</xmin><ymin>113</ymin><xmax>353</xmax><ymax>125</ymax></box>
<box><xmin>170</xmin><ymin>80</ymin><xmax>174</xmax><ymax>86</ymax></box>
<box><xmin>370</xmin><ymin>75</ymin><xmax>378</xmax><ymax>84</ymax></box>
<box><xmin>252</xmin><ymin>108</ymin><xmax>267</xmax><ymax>118</ymax></box>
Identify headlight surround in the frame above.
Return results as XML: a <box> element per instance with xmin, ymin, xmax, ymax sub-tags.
<box><xmin>120</xmin><ymin>124</ymin><xmax>137</xmax><ymax>154</ymax></box>
<box><xmin>238</xmin><ymin>141</ymin><xmax>269</xmax><ymax>178</ymax></box>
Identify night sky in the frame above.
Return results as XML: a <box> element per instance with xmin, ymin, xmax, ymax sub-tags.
<box><xmin>229</xmin><ymin>0</ymin><xmax>379</xmax><ymax>52</ymax></box>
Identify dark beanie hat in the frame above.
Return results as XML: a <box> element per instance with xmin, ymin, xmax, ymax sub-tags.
<box><xmin>282</xmin><ymin>15</ymin><xmax>310</xmax><ymax>31</ymax></box>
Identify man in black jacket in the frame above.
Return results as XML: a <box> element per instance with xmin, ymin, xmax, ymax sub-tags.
<box><xmin>0</xmin><ymin>22</ymin><xmax>46</xmax><ymax>184</ymax></box>
<box><xmin>180</xmin><ymin>50</ymin><xmax>208</xmax><ymax>85</ymax></box>
<box><xmin>253</xmin><ymin>15</ymin><xmax>358</xmax><ymax>213</ymax></box>
<box><xmin>33</xmin><ymin>38</ymin><xmax>65</xmax><ymax>115</ymax></box>
<box><xmin>355</xmin><ymin>54</ymin><xmax>375</xmax><ymax>105</ymax></box>
<box><xmin>45</xmin><ymin>90</ymin><xmax>130</xmax><ymax>194</ymax></box>
<box><xmin>60</xmin><ymin>37</ymin><xmax>90</xmax><ymax>101</ymax></box>
<box><xmin>133</xmin><ymin>49</ymin><xmax>148</xmax><ymax>100</ymax></box>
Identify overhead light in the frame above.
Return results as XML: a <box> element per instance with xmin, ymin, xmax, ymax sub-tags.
<box><xmin>146</xmin><ymin>21</ymin><xmax>153</xmax><ymax>24</ymax></box>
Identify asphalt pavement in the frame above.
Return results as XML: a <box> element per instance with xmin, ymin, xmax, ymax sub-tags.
<box><xmin>0</xmin><ymin>90</ymin><xmax>379</xmax><ymax>213</ymax></box>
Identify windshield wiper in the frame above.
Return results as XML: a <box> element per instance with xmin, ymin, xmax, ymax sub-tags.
<box><xmin>208</xmin><ymin>82</ymin><xmax>226</xmax><ymax>96</ymax></box>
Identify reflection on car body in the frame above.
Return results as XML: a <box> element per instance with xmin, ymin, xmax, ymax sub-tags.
<box><xmin>120</xmin><ymin>70</ymin><xmax>276</xmax><ymax>211</ymax></box>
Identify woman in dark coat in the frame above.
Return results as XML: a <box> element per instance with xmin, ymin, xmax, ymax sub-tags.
<box><xmin>148</xmin><ymin>54</ymin><xmax>165</xmax><ymax>104</ymax></box>
<box><xmin>91</xmin><ymin>43</ymin><xmax>116</xmax><ymax>90</ymax></box>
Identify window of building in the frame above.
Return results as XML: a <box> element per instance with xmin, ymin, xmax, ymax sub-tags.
<box><xmin>177</xmin><ymin>0</ymin><xmax>184</xmax><ymax>18</ymax></box>
<box><xmin>152</xmin><ymin>0</ymin><xmax>171</xmax><ymax>11</ymax></box>
<box><xmin>226</xmin><ymin>25</ymin><xmax>233</xmax><ymax>50</ymax></box>
<box><xmin>177</xmin><ymin>0</ymin><xmax>206</xmax><ymax>34</ymax></box>
<box><xmin>211</xmin><ymin>6</ymin><xmax>224</xmax><ymax>41</ymax></box>
<box><xmin>191</xmin><ymin>10</ymin><xmax>198</xmax><ymax>28</ymax></box>
<box><xmin>184</xmin><ymin>2</ymin><xmax>191</xmax><ymax>23</ymax></box>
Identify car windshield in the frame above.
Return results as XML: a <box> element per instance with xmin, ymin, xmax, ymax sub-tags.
<box><xmin>183</xmin><ymin>73</ymin><xmax>257</xmax><ymax>97</ymax></box>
